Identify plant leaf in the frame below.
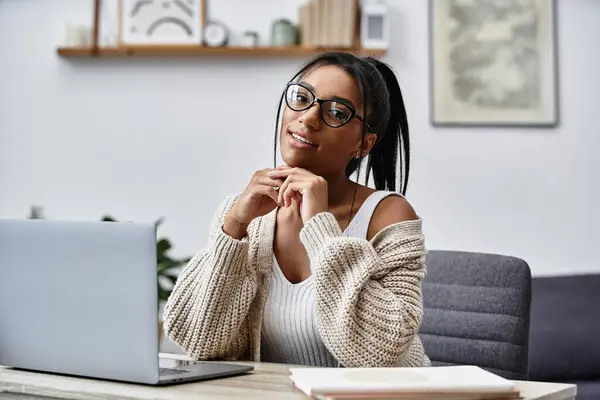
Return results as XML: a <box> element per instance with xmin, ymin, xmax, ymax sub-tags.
<box><xmin>157</xmin><ymin>261</ymin><xmax>175</xmax><ymax>274</ymax></box>
<box><xmin>28</xmin><ymin>205</ymin><xmax>45</xmax><ymax>219</ymax></box>
<box><xmin>161</xmin><ymin>270</ymin><xmax>181</xmax><ymax>279</ymax></box>
<box><xmin>158</xmin><ymin>275</ymin><xmax>177</xmax><ymax>301</ymax></box>
<box><xmin>157</xmin><ymin>258</ymin><xmax>185</xmax><ymax>274</ymax></box>
<box><xmin>156</xmin><ymin>238</ymin><xmax>172</xmax><ymax>256</ymax></box>
<box><xmin>158</xmin><ymin>286</ymin><xmax>170</xmax><ymax>301</ymax></box>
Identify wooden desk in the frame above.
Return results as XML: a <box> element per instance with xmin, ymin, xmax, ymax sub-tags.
<box><xmin>0</xmin><ymin>354</ymin><xmax>577</xmax><ymax>400</ymax></box>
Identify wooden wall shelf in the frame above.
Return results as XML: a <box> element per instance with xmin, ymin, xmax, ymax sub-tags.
<box><xmin>56</xmin><ymin>45</ymin><xmax>387</xmax><ymax>59</ymax></box>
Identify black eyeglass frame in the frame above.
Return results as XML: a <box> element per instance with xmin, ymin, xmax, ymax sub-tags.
<box><xmin>284</xmin><ymin>82</ymin><xmax>374</xmax><ymax>132</ymax></box>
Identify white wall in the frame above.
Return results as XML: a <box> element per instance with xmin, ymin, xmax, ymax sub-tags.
<box><xmin>1</xmin><ymin>0</ymin><xmax>599</xmax><ymax>276</ymax></box>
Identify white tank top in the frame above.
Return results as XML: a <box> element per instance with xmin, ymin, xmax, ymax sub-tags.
<box><xmin>260</xmin><ymin>191</ymin><xmax>402</xmax><ymax>366</ymax></box>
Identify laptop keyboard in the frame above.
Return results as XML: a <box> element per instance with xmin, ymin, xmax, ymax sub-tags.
<box><xmin>159</xmin><ymin>367</ymin><xmax>191</xmax><ymax>376</ymax></box>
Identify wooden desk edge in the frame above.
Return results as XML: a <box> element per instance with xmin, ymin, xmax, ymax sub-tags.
<box><xmin>0</xmin><ymin>356</ymin><xmax>579</xmax><ymax>400</ymax></box>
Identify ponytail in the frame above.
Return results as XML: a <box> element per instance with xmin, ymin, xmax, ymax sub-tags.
<box><xmin>365</xmin><ymin>59</ymin><xmax>410</xmax><ymax>195</ymax></box>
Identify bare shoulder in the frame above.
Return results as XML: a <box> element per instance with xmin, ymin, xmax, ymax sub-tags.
<box><xmin>367</xmin><ymin>195</ymin><xmax>419</xmax><ymax>241</ymax></box>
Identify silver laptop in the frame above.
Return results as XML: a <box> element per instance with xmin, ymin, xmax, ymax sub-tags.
<box><xmin>0</xmin><ymin>218</ymin><xmax>253</xmax><ymax>385</ymax></box>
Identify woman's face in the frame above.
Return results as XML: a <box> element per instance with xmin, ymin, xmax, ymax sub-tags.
<box><xmin>279</xmin><ymin>65</ymin><xmax>376</xmax><ymax>176</ymax></box>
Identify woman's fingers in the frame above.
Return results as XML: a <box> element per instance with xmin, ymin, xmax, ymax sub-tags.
<box><xmin>278</xmin><ymin>175</ymin><xmax>314</xmax><ymax>206</ymax></box>
<box><xmin>254</xmin><ymin>184</ymin><xmax>280</xmax><ymax>206</ymax></box>
<box><xmin>265</xmin><ymin>167</ymin><xmax>319</xmax><ymax>207</ymax></box>
<box><xmin>268</xmin><ymin>167</ymin><xmax>312</xmax><ymax>179</ymax></box>
<box><xmin>278</xmin><ymin>177</ymin><xmax>291</xmax><ymax>207</ymax></box>
<box><xmin>254</xmin><ymin>175</ymin><xmax>284</xmax><ymax>189</ymax></box>
<box><xmin>279</xmin><ymin>172</ymin><xmax>321</xmax><ymax>206</ymax></box>
<box><xmin>268</xmin><ymin>169</ymin><xmax>289</xmax><ymax>179</ymax></box>
<box><xmin>282</xmin><ymin>182</ymin><xmax>304</xmax><ymax>208</ymax></box>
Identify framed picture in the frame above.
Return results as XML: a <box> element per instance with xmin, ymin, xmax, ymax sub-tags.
<box><xmin>119</xmin><ymin>0</ymin><xmax>205</xmax><ymax>45</ymax></box>
<box><xmin>430</xmin><ymin>0</ymin><xmax>558</xmax><ymax>127</ymax></box>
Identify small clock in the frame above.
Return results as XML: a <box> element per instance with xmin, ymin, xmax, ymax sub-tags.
<box><xmin>203</xmin><ymin>20</ymin><xmax>229</xmax><ymax>47</ymax></box>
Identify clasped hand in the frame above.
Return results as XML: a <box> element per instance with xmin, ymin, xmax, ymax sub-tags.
<box><xmin>268</xmin><ymin>165</ymin><xmax>328</xmax><ymax>223</ymax></box>
<box><xmin>224</xmin><ymin>165</ymin><xmax>328</xmax><ymax>239</ymax></box>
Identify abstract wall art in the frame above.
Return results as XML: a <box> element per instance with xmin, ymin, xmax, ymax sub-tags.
<box><xmin>430</xmin><ymin>0</ymin><xmax>558</xmax><ymax>127</ymax></box>
<box><xmin>120</xmin><ymin>0</ymin><xmax>205</xmax><ymax>45</ymax></box>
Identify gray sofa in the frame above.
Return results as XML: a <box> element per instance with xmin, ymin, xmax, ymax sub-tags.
<box><xmin>421</xmin><ymin>251</ymin><xmax>600</xmax><ymax>400</ymax></box>
<box><xmin>420</xmin><ymin>250</ymin><xmax>531</xmax><ymax>380</ymax></box>
<box><xmin>529</xmin><ymin>274</ymin><xmax>600</xmax><ymax>400</ymax></box>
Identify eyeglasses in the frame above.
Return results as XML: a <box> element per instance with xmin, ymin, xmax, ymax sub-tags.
<box><xmin>284</xmin><ymin>82</ymin><xmax>373</xmax><ymax>131</ymax></box>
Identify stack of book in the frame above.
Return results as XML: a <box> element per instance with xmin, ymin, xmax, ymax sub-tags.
<box><xmin>289</xmin><ymin>365</ymin><xmax>522</xmax><ymax>400</ymax></box>
<box><xmin>298</xmin><ymin>0</ymin><xmax>358</xmax><ymax>48</ymax></box>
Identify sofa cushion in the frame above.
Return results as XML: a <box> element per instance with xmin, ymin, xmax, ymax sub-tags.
<box><xmin>529</xmin><ymin>275</ymin><xmax>600</xmax><ymax>381</ymax></box>
<box><xmin>421</xmin><ymin>251</ymin><xmax>531</xmax><ymax>380</ymax></box>
<box><xmin>566</xmin><ymin>380</ymin><xmax>600</xmax><ymax>400</ymax></box>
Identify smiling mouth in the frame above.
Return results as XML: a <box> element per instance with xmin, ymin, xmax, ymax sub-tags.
<box><xmin>290</xmin><ymin>132</ymin><xmax>316</xmax><ymax>146</ymax></box>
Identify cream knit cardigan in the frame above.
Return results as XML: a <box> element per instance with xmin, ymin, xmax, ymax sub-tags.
<box><xmin>163</xmin><ymin>195</ymin><xmax>431</xmax><ymax>368</ymax></box>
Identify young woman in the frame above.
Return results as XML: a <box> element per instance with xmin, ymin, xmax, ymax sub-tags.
<box><xmin>163</xmin><ymin>52</ymin><xmax>430</xmax><ymax>368</ymax></box>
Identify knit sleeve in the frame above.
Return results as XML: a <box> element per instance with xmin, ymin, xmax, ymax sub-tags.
<box><xmin>162</xmin><ymin>195</ymin><xmax>258</xmax><ymax>361</ymax></box>
<box><xmin>299</xmin><ymin>212</ymin><xmax>428</xmax><ymax>368</ymax></box>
